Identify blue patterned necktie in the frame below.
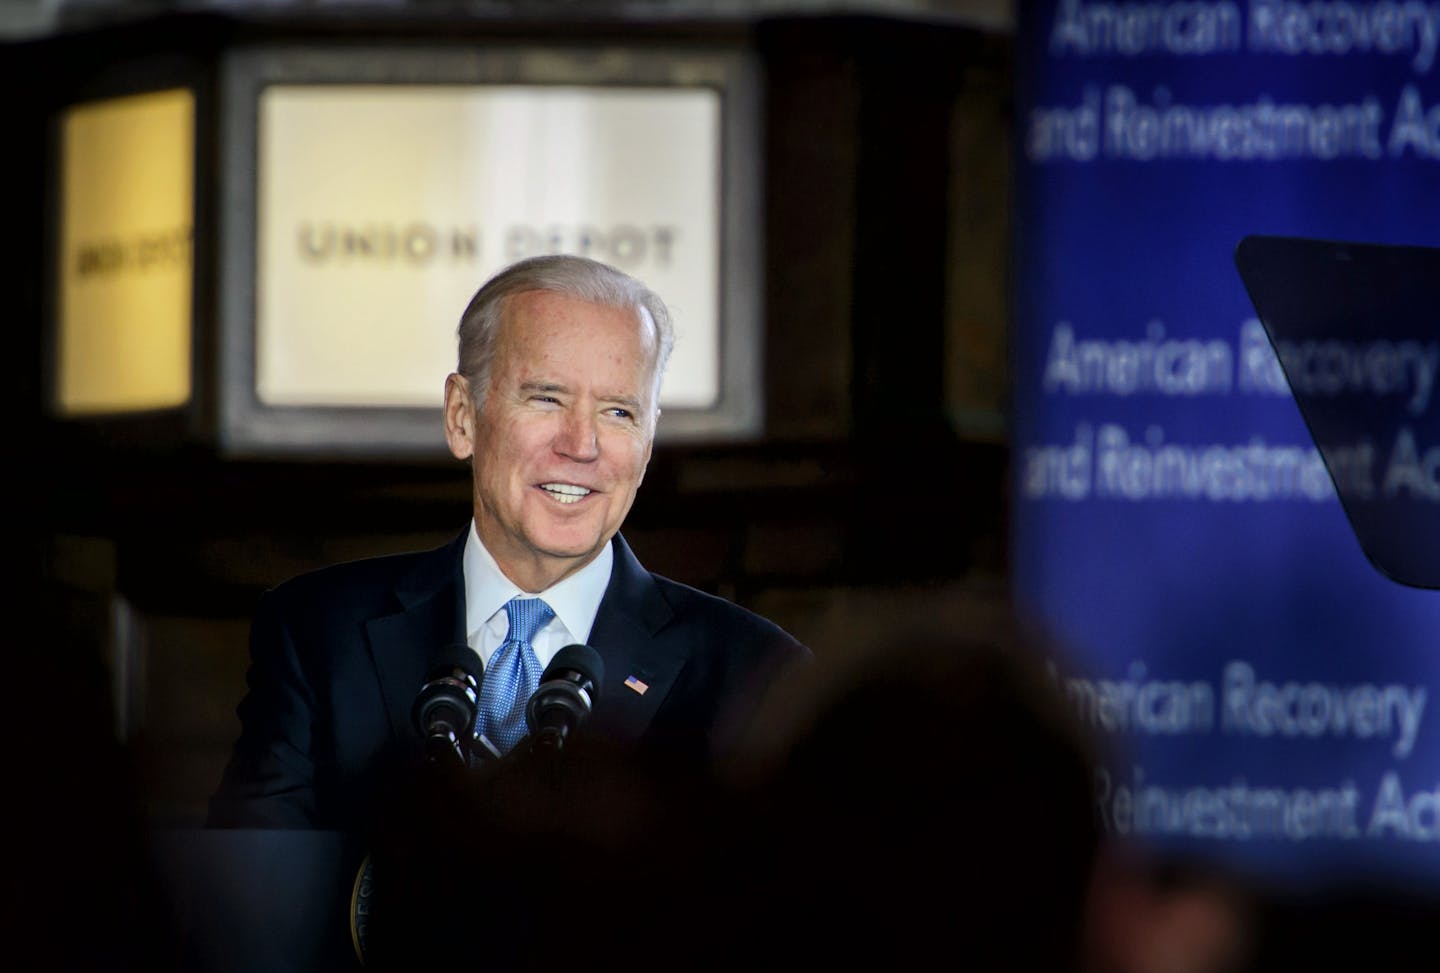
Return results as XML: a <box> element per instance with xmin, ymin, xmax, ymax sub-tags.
<box><xmin>474</xmin><ymin>597</ymin><xmax>554</xmax><ymax>754</ymax></box>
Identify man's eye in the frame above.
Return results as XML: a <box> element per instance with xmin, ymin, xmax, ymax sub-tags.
<box><xmin>606</xmin><ymin>408</ymin><xmax>634</xmax><ymax>420</ymax></box>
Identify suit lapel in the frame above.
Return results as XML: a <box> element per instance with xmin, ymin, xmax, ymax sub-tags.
<box><xmin>588</xmin><ymin>534</ymin><xmax>687</xmax><ymax>744</ymax></box>
<box><xmin>360</xmin><ymin>531</ymin><xmax>682</xmax><ymax>747</ymax></box>
<box><xmin>364</xmin><ymin>534</ymin><xmax>468</xmax><ymax>740</ymax></box>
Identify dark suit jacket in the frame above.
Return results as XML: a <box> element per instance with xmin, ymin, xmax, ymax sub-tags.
<box><xmin>207</xmin><ymin>532</ymin><xmax>807</xmax><ymax>831</ymax></box>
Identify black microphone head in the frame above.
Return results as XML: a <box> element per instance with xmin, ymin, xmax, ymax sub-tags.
<box><xmin>412</xmin><ymin>644</ymin><xmax>482</xmax><ymax>743</ymax></box>
<box><xmin>545</xmin><ymin>643</ymin><xmax>605</xmax><ymax>695</ymax></box>
<box><xmin>525</xmin><ymin>644</ymin><xmax>604</xmax><ymax>748</ymax></box>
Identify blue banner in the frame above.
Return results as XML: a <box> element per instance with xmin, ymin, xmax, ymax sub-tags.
<box><xmin>1012</xmin><ymin>0</ymin><xmax>1440</xmax><ymax>887</ymax></box>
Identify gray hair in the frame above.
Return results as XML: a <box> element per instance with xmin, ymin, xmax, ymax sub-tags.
<box><xmin>456</xmin><ymin>254</ymin><xmax>674</xmax><ymax>412</ymax></box>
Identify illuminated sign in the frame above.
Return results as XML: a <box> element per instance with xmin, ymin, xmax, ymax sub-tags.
<box><xmin>57</xmin><ymin>89</ymin><xmax>194</xmax><ymax>415</ymax></box>
<box><xmin>255</xmin><ymin>85</ymin><xmax>720</xmax><ymax>410</ymax></box>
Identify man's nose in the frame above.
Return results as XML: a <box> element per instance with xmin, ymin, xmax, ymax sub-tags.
<box><xmin>554</xmin><ymin>408</ymin><xmax>600</xmax><ymax>461</ymax></box>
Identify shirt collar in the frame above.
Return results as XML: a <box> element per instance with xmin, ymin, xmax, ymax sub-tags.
<box><xmin>462</xmin><ymin>518</ymin><xmax>613</xmax><ymax>646</ymax></box>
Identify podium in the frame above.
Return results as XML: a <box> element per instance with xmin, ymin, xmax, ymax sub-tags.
<box><xmin>146</xmin><ymin>829</ymin><xmax>364</xmax><ymax>973</ymax></box>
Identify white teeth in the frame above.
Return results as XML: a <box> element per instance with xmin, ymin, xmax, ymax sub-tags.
<box><xmin>541</xmin><ymin>483</ymin><xmax>591</xmax><ymax>504</ymax></box>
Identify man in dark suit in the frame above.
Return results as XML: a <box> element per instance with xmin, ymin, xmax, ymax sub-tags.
<box><xmin>208</xmin><ymin>255</ymin><xmax>806</xmax><ymax>833</ymax></box>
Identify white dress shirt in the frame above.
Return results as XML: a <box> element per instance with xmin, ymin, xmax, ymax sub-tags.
<box><xmin>461</xmin><ymin>519</ymin><xmax>613</xmax><ymax>670</ymax></box>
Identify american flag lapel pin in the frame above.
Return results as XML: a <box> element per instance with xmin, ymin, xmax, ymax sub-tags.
<box><xmin>624</xmin><ymin>674</ymin><xmax>649</xmax><ymax>695</ymax></box>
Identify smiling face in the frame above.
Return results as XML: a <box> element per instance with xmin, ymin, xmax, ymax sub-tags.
<box><xmin>444</xmin><ymin>289</ymin><xmax>659</xmax><ymax>592</ymax></box>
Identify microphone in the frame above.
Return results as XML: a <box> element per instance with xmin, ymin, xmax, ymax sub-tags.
<box><xmin>411</xmin><ymin>645</ymin><xmax>482</xmax><ymax>768</ymax></box>
<box><xmin>358</xmin><ymin>648</ymin><xmax>480</xmax><ymax>966</ymax></box>
<box><xmin>525</xmin><ymin>643</ymin><xmax>604</xmax><ymax>753</ymax></box>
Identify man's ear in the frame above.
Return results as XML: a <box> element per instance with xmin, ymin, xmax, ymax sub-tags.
<box><xmin>637</xmin><ymin>409</ymin><xmax>658</xmax><ymax>486</ymax></box>
<box><xmin>443</xmin><ymin>373</ymin><xmax>476</xmax><ymax>460</ymax></box>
